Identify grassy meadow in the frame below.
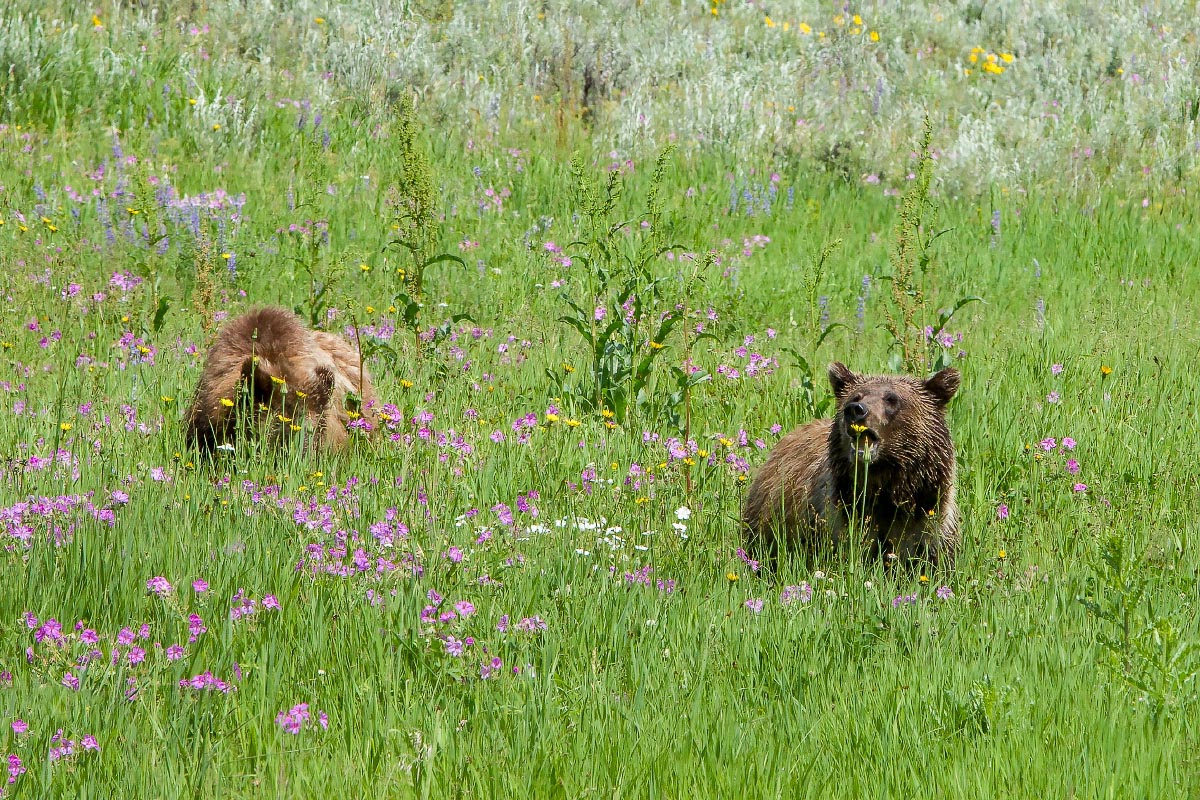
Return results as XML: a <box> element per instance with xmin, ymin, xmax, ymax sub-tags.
<box><xmin>1</xmin><ymin>0</ymin><xmax>1199</xmax><ymax>796</ymax></box>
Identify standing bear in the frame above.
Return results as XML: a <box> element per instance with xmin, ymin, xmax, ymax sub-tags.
<box><xmin>742</xmin><ymin>362</ymin><xmax>961</xmax><ymax>568</ymax></box>
<box><xmin>185</xmin><ymin>306</ymin><xmax>379</xmax><ymax>453</ymax></box>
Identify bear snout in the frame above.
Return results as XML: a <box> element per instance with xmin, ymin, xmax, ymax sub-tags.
<box><xmin>845</xmin><ymin>401</ymin><xmax>869</xmax><ymax>423</ymax></box>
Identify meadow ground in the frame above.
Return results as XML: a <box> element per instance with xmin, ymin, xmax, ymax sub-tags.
<box><xmin>1</xmin><ymin>1</ymin><xmax>1199</xmax><ymax>797</ymax></box>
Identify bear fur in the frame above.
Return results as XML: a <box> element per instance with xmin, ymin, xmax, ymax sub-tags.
<box><xmin>742</xmin><ymin>362</ymin><xmax>961</xmax><ymax>568</ymax></box>
<box><xmin>184</xmin><ymin>306</ymin><xmax>379</xmax><ymax>453</ymax></box>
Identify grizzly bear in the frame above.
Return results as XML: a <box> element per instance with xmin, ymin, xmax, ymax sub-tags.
<box><xmin>184</xmin><ymin>306</ymin><xmax>379</xmax><ymax>453</ymax></box>
<box><xmin>742</xmin><ymin>362</ymin><xmax>961</xmax><ymax>568</ymax></box>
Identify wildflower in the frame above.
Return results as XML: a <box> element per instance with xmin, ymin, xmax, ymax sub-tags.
<box><xmin>735</xmin><ymin>547</ymin><xmax>760</xmax><ymax>573</ymax></box>
<box><xmin>936</xmin><ymin>585</ymin><xmax>954</xmax><ymax>600</ymax></box>
<box><xmin>1066</xmin><ymin>459</ymin><xmax>1080</xmax><ymax>475</ymax></box>
<box><xmin>12</xmin><ymin>719</ymin><xmax>28</xmax><ymax>735</ymax></box>
<box><xmin>192</xmin><ymin>579</ymin><xmax>209</xmax><ymax>593</ymax></box>
<box><xmin>1100</xmin><ymin>365</ymin><xmax>1112</xmax><ymax>377</ymax></box>
<box><xmin>744</xmin><ymin>598</ymin><xmax>764</xmax><ymax>613</ymax></box>
<box><xmin>166</xmin><ymin>645</ymin><xmax>185</xmax><ymax>660</ymax></box>
<box><xmin>220</xmin><ymin>398</ymin><xmax>234</xmax><ymax>407</ymax></box>
<box><xmin>1062</xmin><ymin>437</ymin><xmax>1076</xmax><ymax>450</ymax></box>
<box><xmin>869</xmin><ymin>30</ymin><xmax>879</xmax><ymax>41</ymax></box>
<box><xmin>1051</xmin><ymin>363</ymin><xmax>1064</xmax><ymax>375</ymax></box>
<box><xmin>1046</xmin><ymin>391</ymin><xmax>1060</xmax><ymax>404</ymax></box>
<box><xmin>146</xmin><ymin>576</ymin><xmax>173</xmax><ymax>596</ymax></box>
<box><xmin>780</xmin><ymin>583</ymin><xmax>813</xmax><ymax>604</ymax></box>
<box><xmin>726</xmin><ymin>572</ymin><xmax>739</xmax><ymax>583</ymax></box>
<box><xmin>1073</xmin><ymin>483</ymin><xmax>1087</xmax><ymax>493</ymax></box>
<box><xmin>675</xmin><ymin>507</ymin><xmax>692</xmax><ymax>521</ymax></box>
<box><xmin>998</xmin><ymin>550</ymin><xmax>1007</xmax><ymax>560</ymax></box>
<box><xmin>1040</xmin><ymin>438</ymin><xmax>1056</xmax><ymax>451</ymax></box>
<box><xmin>454</xmin><ymin>601</ymin><xmax>476</xmax><ymax>618</ymax></box>
<box><xmin>919</xmin><ymin>575</ymin><xmax>929</xmax><ymax>584</ymax></box>
<box><xmin>997</xmin><ymin>503</ymin><xmax>1009</xmax><ymax>520</ymax></box>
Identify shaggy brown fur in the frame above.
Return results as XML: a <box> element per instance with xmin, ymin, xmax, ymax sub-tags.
<box><xmin>742</xmin><ymin>362</ymin><xmax>961</xmax><ymax>568</ymax></box>
<box><xmin>184</xmin><ymin>306</ymin><xmax>379</xmax><ymax>453</ymax></box>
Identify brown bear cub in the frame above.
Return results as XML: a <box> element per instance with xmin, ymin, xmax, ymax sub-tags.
<box><xmin>185</xmin><ymin>306</ymin><xmax>379</xmax><ymax>453</ymax></box>
<box><xmin>742</xmin><ymin>362</ymin><xmax>961</xmax><ymax>568</ymax></box>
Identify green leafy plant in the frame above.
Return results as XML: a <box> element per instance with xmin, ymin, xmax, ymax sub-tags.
<box><xmin>550</xmin><ymin>146</ymin><xmax>710</xmax><ymax>426</ymax></box>
<box><xmin>881</xmin><ymin>116</ymin><xmax>981</xmax><ymax>376</ymax></box>
<box><xmin>383</xmin><ymin>93</ymin><xmax>468</xmax><ymax>358</ymax></box>
<box><xmin>1078</xmin><ymin>533</ymin><xmax>1200</xmax><ymax>723</ymax></box>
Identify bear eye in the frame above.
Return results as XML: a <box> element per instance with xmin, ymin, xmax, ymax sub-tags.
<box><xmin>850</xmin><ymin>394</ymin><xmax>863</xmax><ymax>403</ymax></box>
<box><xmin>884</xmin><ymin>392</ymin><xmax>900</xmax><ymax>407</ymax></box>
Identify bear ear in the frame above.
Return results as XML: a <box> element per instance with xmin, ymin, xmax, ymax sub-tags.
<box><xmin>828</xmin><ymin>362</ymin><xmax>858</xmax><ymax>397</ymax></box>
<box><xmin>923</xmin><ymin>367</ymin><xmax>961</xmax><ymax>407</ymax></box>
